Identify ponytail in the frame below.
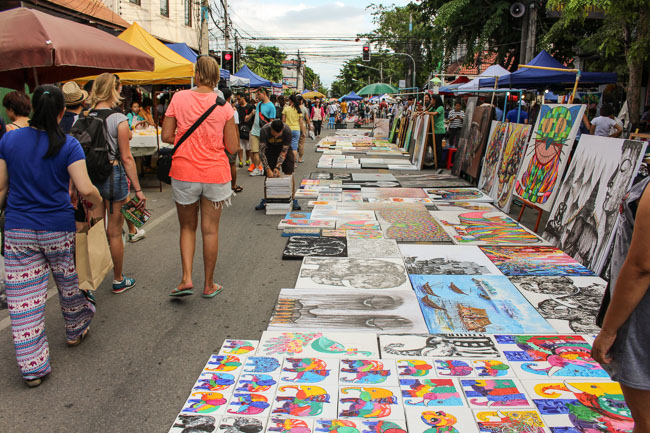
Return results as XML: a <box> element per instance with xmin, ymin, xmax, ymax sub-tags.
<box><xmin>289</xmin><ymin>94</ymin><xmax>300</xmax><ymax>115</ymax></box>
<box><xmin>30</xmin><ymin>85</ymin><xmax>66</xmax><ymax>158</ymax></box>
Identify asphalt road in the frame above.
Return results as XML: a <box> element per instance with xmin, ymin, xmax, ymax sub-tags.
<box><xmin>0</xmin><ymin>127</ymin><xmax>542</xmax><ymax>432</ymax></box>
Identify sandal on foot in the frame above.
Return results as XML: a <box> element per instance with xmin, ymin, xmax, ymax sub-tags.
<box><xmin>202</xmin><ymin>284</ymin><xmax>223</xmax><ymax>298</ymax></box>
<box><xmin>170</xmin><ymin>287</ymin><xmax>194</xmax><ymax>297</ymax></box>
<box><xmin>67</xmin><ymin>326</ymin><xmax>90</xmax><ymax>347</ymax></box>
<box><xmin>232</xmin><ymin>185</ymin><xmax>243</xmax><ymax>193</ymax></box>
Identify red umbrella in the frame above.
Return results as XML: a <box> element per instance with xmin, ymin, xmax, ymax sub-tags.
<box><xmin>0</xmin><ymin>7</ymin><xmax>154</xmax><ymax>90</ymax></box>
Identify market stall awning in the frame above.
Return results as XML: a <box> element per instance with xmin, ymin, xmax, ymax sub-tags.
<box><xmin>164</xmin><ymin>42</ymin><xmax>197</xmax><ymax>63</ymax></box>
<box><xmin>478</xmin><ymin>50</ymin><xmax>617</xmax><ymax>89</ymax></box>
<box><xmin>235</xmin><ymin>65</ymin><xmax>271</xmax><ymax>88</ymax></box>
<box><xmin>458</xmin><ymin>65</ymin><xmax>510</xmax><ymax>91</ymax></box>
<box><xmin>341</xmin><ymin>91</ymin><xmax>363</xmax><ymax>101</ymax></box>
<box><xmin>302</xmin><ymin>91</ymin><xmax>326</xmax><ymax>99</ymax></box>
<box><xmin>230</xmin><ymin>74</ymin><xmax>250</xmax><ymax>87</ymax></box>
<box><xmin>0</xmin><ymin>7</ymin><xmax>154</xmax><ymax>89</ymax></box>
<box><xmin>357</xmin><ymin>83</ymin><xmax>399</xmax><ymax>96</ymax></box>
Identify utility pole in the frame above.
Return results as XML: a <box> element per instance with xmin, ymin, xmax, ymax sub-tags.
<box><xmin>380</xmin><ymin>63</ymin><xmax>383</xmax><ymax>82</ymax></box>
<box><xmin>234</xmin><ymin>34</ymin><xmax>238</xmax><ymax>73</ymax></box>
<box><xmin>223</xmin><ymin>0</ymin><xmax>230</xmax><ymax>50</ymax></box>
<box><xmin>519</xmin><ymin>8</ymin><xmax>529</xmax><ymax>64</ymax></box>
<box><xmin>200</xmin><ymin>0</ymin><xmax>209</xmax><ymax>54</ymax></box>
<box><xmin>297</xmin><ymin>50</ymin><xmax>301</xmax><ymax>92</ymax></box>
<box><xmin>525</xmin><ymin>3</ymin><xmax>538</xmax><ymax>63</ymax></box>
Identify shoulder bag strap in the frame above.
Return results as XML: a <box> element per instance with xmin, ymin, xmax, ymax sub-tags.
<box><xmin>172</xmin><ymin>97</ymin><xmax>226</xmax><ymax>156</ymax></box>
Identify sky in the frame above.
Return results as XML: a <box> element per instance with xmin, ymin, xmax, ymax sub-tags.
<box><xmin>223</xmin><ymin>0</ymin><xmax>412</xmax><ymax>88</ymax></box>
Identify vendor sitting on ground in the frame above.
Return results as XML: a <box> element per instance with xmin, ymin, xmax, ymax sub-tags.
<box><xmin>254</xmin><ymin>119</ymin><xmax>300</xmax><ymax>211</ymax></box>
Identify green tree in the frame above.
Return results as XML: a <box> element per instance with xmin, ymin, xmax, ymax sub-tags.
<box><xmin>544</xmin><ymin>0</ymin><xmax>650</xmax><ymax>124</ymax></box>
<box><xmin>240</xmin><ymin>45</ymin><xmax>286</xmax><ymax>83</ymax></box>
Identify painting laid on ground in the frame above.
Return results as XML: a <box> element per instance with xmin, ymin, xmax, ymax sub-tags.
<box><xmin>477</xmin><ymin>121</ymin><xmax>508</xmax><ymax>195</ymax></box>
<box><xmin>542</xmin><ymin>135</ymin><xmax>647</xmax><ymax>273</ymax></box>
<box><xmin>258</xmin><ymin>331</ymin><xmax>380</xmax><ymax>358</ymax></box>
<box><xmin>510</xmin><ymin>276</ymin><xmax>607</xmax><ymax>334</ymax></box>
<box><xmin>379</xmin><ymin>333</ymin><xmax>501</xmax><ymax>358</ymax></box>
<box><xmin>399</xmin><ymin>245</ymin><xmax>502</xmax><ymax>275</ymax></box>
<box><xmin>376</xmin><ymin>207</ymin><xmax>451</xmax><ymax>242</ymax></box>
<box><xmin>434</xmin><ymin>211</ymin><xmax>547</xmax><ymax>245</ymax></box>
<box><xmin>479</xmin><ymin>245</ymin><xmax>595</xmax><ymax>276</ymax></box>
<box><xmin>461</xmin><ymin>104</ymin><xmax>494</xmax><ymax>178</ymax></box>
<box><xmin>513</xmin><ymin>104</ymin><xmax>586</xmax><ymax>211</ymax></box>
<box><xmin>410</xmin><ymin>275</ymin><xmax>555</xmax><ymax>334</ymax></box>
<box><xmin>395</xmin><ymin>173</ymin><xmax>471</xmax><ymax>188</ymax></box>
<box><xmin>267</xmin><ymin>289</ymin><xmax>428</xmax><ymax>333</ymax></box>
<box><xmin>452</xmin><ymin>97</ymin><xmax>477</xmax><ymax>176</ymax></box>
<box><xmin>493</xmin><ymin>123</ymin><xmax>532</xmax><ymax>213</ymax></box>
<box><xmin>424</xmin><ymin>188</ymin><xmax>493</xmax><ymax>202</ymax></box>
<box><xmin>282</xmin><ymin>236</ymin><xmax>347</xmax><ymax>259</ymax></box>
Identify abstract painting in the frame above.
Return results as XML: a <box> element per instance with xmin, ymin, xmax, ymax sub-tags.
<box><xmin>219</xmin><ymin>340</ymin><xmax>259</xmax><ymax>356</ymax></box>
<box><xmin>479</xmin><ymin>246</ymin><xmax>595</xmax><ymax>276</ymax></box>
<box><xmin>258</xmin><ymin>331</ymin><xmax>380</xmax><ymax>358</ymax></box>
<box><xmin>278</xmin><ymin>220</ymin><xmax>336</xmax><ymax>230</ymax></box>
<box><xmin>338</xmin><ymin>386</ymin><xmax>404</xmax><ymax>419</ymax></box>
<box><xmin>267</xmin><ymin>289</ymin><xmax>428</xmax><ymax>333</ymax></box>
<box><xmin>425</xmin><ymin>188</ymin><xmax>493</xmax><ymax>202</ymax></box>
<box><xmin>477</xmin><ymin>121</ymin><xmax>508</xmax><ymax>195</ymax></box>
<box><xmin>282</xmin><ymin>236</ymin><xmax>348</xmax><ymax>260</ymax></box>
<box><xmin>266</xmin><ymin>417</ymin><xmax>314</xmax><ymax>433</ymax></box>
<box><xmin>203</xmin><ymin>355</ymin><xmax>245</xmax><ymax>375</ymax></box>
<box><xmin>340</xmin><ymin>359</ymin><xmax>400</xmax><ymax>387</ymax></box>
<box><xmin>513</xmin><ymin>104</ymin><xmax>586</xmax><ymax>211</ymax></box>
<box><xmin>494</xmin><ymin>335</ymin><xmax>608</xmax><ymax>379</ymax></box>
<box><xmin>310</xmin><ymin>209</ymin><xmax>377</xmax><ymax>221</ymax></box>
<box><xmin>361</xmin><ymin>188</ymin><xmax>428</xmax><ymax>199</ymax></box>
<box><xmin>399</xmin><ymin>378</ymin><xmax>465</xmax><ymax>406</ymax></box>
<box><xmin>461</xmin><ymin>104</ymin><xmax>494</xmax><ymax>178</ymax></box>
<box><xmin>432</xmin><ymin>201</ymin><xmax>497</xmax><ymax>212</ymax></box>
<box><xmin>346</xmin><ymin>238</ymin><xmax>401</xmax><ymax>258</ymax></box>
<box><xmin>271</xmin><ymin>384</ymin><xmax>338</xmax><ymax>418</ymax></box>
<box><xmin>399</xmin><ymin>245</ymin><xmax>502</xmax><ymax>275</ymax></box>
<box><xmin>345</xmin><ymin>230</ymin><xmax>384</xmax><ymax>240</ymax></box>
<box><xmin>235</xmin><ymin>373</ymin><xmax>278</xmax><ymax>394</ymax></box>
<box><xmin>461</xmin><ymin>379</ymin><xmax>531</xmax><ymax>408</ymax></box>
<box><xmin>433</xmin><ymin>359</ymin><xmax>513</xmax><ymax>378</ymax></box>
<box><xmin>494</xmin><ymin>123</ymin><xmax>532</xmax><ymax>213</ymax></box>
<box><xmin>434</xmin><ymin>211</ymin><xmax>547</xmax><ymax>245</ymax></box>
<box><xmin>285</xmin><ymin>211</ymin><xmax>312</xmax><ymax>220</ymax></box>
<box><xmin>279</xmin><ymin>357</ymin><xmax>340</xmax><ymax>385</ymax></box>
<box><xmin>242</xmin><ymin>357</ymin><xmax>283</xmax><ymax>376</ymax></box>
<box><xmin>405</xmin><ymin>408</ymin><xmax>479</xmax><ymax>433</ymax></box>
<box><xmin>452</xmin><ymin>97</ymin><xmax>477</xmax><ymax>176</ymax></box>
<box><xmin>379</xmin><ymin>334</ymin><xmax>500</xmax><ymax>359</ymax></box>
<box><xmin>510</xmin><ymin>276</ymin><xmax>607</xmax><ymax>333</ymax></box>
<box><xmin>296</xmin><ymin>257</ymin><xmax>412</xmax><ymax>291</ymax></box>
<box><xmin>170</xmin><ymin>414</ymin><xmax>219</xmax><ymax>432</ymax></box>
<box><xmin>473</xmin><ymin>410</ymin><xmax>547</xmax><ymax>432</ymax></box>
<box><xmin>218</xmin><ymin>416</ymin><xmax>268</xmax><ymax>433</ymax></box>
<box><xmin>336</xmin><ymin>220</ymin><xmax>381</xmax><ymax>231</ymax></box>
<box><xmin>313</xmin><ymin>418</ymin><xmax>408</xmax><ymax>433</ymax></box>
<box><xmin>542</xmin><ymin>135</ymin><xmax>647</xmax><ymax>273</ymax></box>
<box><xmin>524</xmin><ymin>380</ymin><xmax>633</xmax><ymax>432</ymax></box>
<box><xmin>282</xmin><ymin>228</ymin><xmax>322</xmax><ymax>237</ymax></box>
<box><xmin>376</xmin><ymin>208</ymin><xmax>451</xmax><ymax>242</ymax></box>
<box><xmin>410</xmin><ymin>275</ymin><xmax>555</xmax><ymax>334</ymax></box>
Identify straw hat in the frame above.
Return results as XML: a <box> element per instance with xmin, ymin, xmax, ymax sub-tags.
<box><xmin>62</xmin><ymin>81</ymin><xmax>88</xmax><ymax>106</ymax></box>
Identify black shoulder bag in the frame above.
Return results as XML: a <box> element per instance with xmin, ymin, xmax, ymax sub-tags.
<box><xmin>157</xmin><ymin>97</ymin><xmax>226</xmax><ymax>184</ymax></box>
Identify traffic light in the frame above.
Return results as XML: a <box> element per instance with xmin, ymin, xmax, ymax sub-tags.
<box><xmin>362</xmin><ymin>45</ymin><xmax>370</xmax><ymax>62</ymax></box>
<box><xmin>221</xmin><ymin>50</ymin><xmax>234</xmax><ymax>74</ymax></box>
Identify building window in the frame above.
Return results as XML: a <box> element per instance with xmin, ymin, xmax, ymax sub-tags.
<box><xmin>160</xmin><ymin>0</ymin><xmax>169</xmax><ymax>17</ymax></box>
<box><xmin>129</xmin><ymin>0</ymin><xmax>141</xmax><ymax>5</ymax></box>
<box><xmin>184</xmin><ymin>0</ymin><xmax>192</xmax><ymax>26</ymax></box>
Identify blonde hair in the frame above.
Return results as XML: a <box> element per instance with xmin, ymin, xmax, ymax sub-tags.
<box><xmin>195</xmin><ymin>56</ymin><xmax>219</xmax><ymax>88</ymax></box>
<box><xmin>87</xmin><ymin>73</ymin><xmax>122</xmax><ymax>109</ymax></box>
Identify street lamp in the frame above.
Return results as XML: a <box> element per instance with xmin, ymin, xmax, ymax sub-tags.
<box><xmin>356</xmin><ymin>63</ymin><xmax>383</xmax><ymax>82</ymax></box>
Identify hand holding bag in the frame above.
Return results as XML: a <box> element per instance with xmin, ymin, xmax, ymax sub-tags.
<box><xmin>76</xmin><ymin>218</ymin><xmax>112</xmax><ymax>291</ymax></box>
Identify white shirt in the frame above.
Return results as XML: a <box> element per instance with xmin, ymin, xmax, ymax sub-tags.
<box><xmin>591</xmin><ymin>116</ymin><xmax>617</xmax><ymax>137</ymax></box>
<box><xmin>232</xmin><ymin>107</ymin><xmax>239</xmax><ymax>125</ymax></box>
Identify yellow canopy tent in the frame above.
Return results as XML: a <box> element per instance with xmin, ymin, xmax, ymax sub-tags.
<box><xmin>77</xmin><ymin>22</ymin><xmax>194</xmax><ymax>84</ymax></box>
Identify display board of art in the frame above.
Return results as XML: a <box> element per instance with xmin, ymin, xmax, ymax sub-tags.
<box><xmin>379</xmin><ymin>334</ymin><xmax>501</xmax><ymax>359</ymax></box>
<box><xmin>399</xmin><ymin>245</ymin><xmax>502</xmax><ymax>275</ymax></box>
<box><xmin>410</xmin><ymin>275</ymin><xmax>555</xmax><ymax>334</ymax></box>
<box><xmin>258</xmin><ymin>331</ymin><xmax>380</xmax><ymax>358</ymax></box>
<box><xmin>493</xmin><ymin>123</ymin><xmax>532</xmax><ymax>213</ymax></box>
<box><xmin>510</xmin><ymin>276</ymin><xmax>607</xmax><ymax>334</ymax></box>
<box><xmin>296</xmin><ymin>257</ymin><xmax>412</xmax><ymax>291</ymax></box>
<box><xmin>395</xmin><ymin>173</ymin><xmax>472</xmax><ymax>188</ymax></box>
<box><xmin>542</xmin><ymin>135</ymin><xmax>647</xmax><ymax>273</ymax></box>
<box><xmin>460</xmin><ymin>105</ymin><xmax>494</xmax><ymax>178</ymax></box>
<box><xmin>282</xmin><ymin>236</ymin><xmax>348</xmax><ymax>260</ymax></box>
<box><xmin>479</xmin><ymin>245</ymin><xmax>595</xmax><ymax>276</ymax></box>
<box><xmin>477</xmin><ymin>121</ymin><xmax>508</xmax><ymax>194</ymax></box>
<box><xmin>411</xmin><ymin>114</ymin><xmax>430</xmax><ymax>170</ymax></box>
<box><xmin>376</xmin><ymin>207</ymin><xmax>451</xmax><ymax>242</ymax></box>
<box><xmin>434</xmin><ymin>211</ymin><xmax>547</xmax><ymax>245</ymax></box>
<box><xmin>452</xmin><ymin>97</ymin><xmax>477</xmax><ymax>176</ymax></box>
<box><xmin>513</xmin><ymin>104</ymin><xmax>586</xmax><ymax>211</ymax></box>
<box><xmin>424</xmin><ymin>188</ymin><xmax>493</xmax><ymax>202</ymax></box>
<box><xmin>267</xmin><ymin>289</ymin><xmax>428</xmax><ymax>333</ymax></box>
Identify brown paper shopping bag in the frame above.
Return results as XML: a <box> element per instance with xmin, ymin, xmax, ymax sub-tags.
<box><xmin>76</xmin><ymin>219</ymin><xmax>113</xmax><ymax>291</ymax></box>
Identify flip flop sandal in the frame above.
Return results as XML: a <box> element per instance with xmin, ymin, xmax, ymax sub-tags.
<box><xmin>232</xmin><ymin>185</ymin><xmax>243</xmax><ymax>193</ymax></box>
<box><xmin>67</xmin><ymin>326</ymin><xmax>90</xmax><ymax>347</ymax></box>
<box><xmin>170</xmin><ymin>287</ymin><xmax>194</xmax><ymax>297</ymax></box>
<box><xmin>202</xmin><ymin>284</ymin><xmax>223</xmax><ymax>298</ymax></box>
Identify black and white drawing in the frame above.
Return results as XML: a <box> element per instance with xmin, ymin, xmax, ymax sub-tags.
<box><xmin>347</xmin><ymin>238</ymin><xmax>401</xmax><ymax>258</ymax></box>
<box><xmin>218</xmin><ymin>416</ymin><xmax>266</xmax><ymax>433</ymax></box>
<box><xmin>379</xmin><ymin>334</ymin><xmax>500</xmax><ymax>358</ymax></box>
<box><xmin>170</xmin><ymin>414</ymin><xmax>218</xmax><ymax>432</ymax></box>
<box><xmin>310</xmin><ymin>172</ymin><xmax>334</xmax><ymax>180</ymax></box>
<box><xmin>399</xmin><ymin>245</ymin><xmax>502</xmax><ymax>275</ymax></box>
<box><xmin>282</xmin><ymin>236</ymin><xmax>348</xmax><ymax>260</ymax></box>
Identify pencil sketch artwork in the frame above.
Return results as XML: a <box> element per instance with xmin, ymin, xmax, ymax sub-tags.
<box><xmin>478</xmin><ymin>121</ymin><xmax>508</xmax><ymax>195</ymax></box>
<box><xmin>296</xmin><ymin>257</ymin><xmax>412</xmax><ymax>291</ymax></box>
<box><xmin>452</xmin><ymin>97</ymin><xmax>477</xmax><ymax>176</ymax></box>
<box><xmin>379</xmin><ymin>334</ymin><xmax>501</xmax><ymax>358</ymax></box>
<box><xmin>347</xmin><ymin>238</ymin><xmax>402</xmax><ymax>258</ymax></box>
<box><xmin>282</xmin><ymin>236</ymin><xmax>348</xmax><ymax>260</ymax></box>
<box><xmin>399</xmin><ymin>245</ymin><xmax>502</xmax><ymax>275</ymax></box>
<box><xmin>462</xmin><ymin>105</ymin><xmax>494</xmax><ymax>178</ymax></box>
<box><xmin>396</xmin><ymin>173</ymin><xmax>471</xmax><ymax>188</ymax></box>
<box><xmin>509</xmin><ymin>276</ymin><xmax>607</xmax><ymax>334</ymax></box>
<box><xmin>494</xmin><ymin>123</ymin><xmax>532</xmax><ymax>213</ymax></box>
<box><xmin>542</xmin><ymin>135</ymin><xmax>647</xmax><ymax>273</ymax></box>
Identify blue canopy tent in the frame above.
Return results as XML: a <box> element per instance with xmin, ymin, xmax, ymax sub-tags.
<box><xmin>479</xmin><ymin>50</ymin><xmax>617</xmax><ymax>89</ymax></box>
<box><xmin>235</xmin><ymin>65</ymin><xmax>272</xmax><ymax>88</ymax></box>
<box><xmin>341</xmin><ymin>91</ymin><xmax>363</xmax><ymax>101</ymax></box>
<box><xmin>220</xmin><ymin>69</ymin><xmax>230</xmax><ymax>80</ymax></box>
<box><xmin>271</xmin><ymin>82</ymin><xmax>282</xmax><ymax>88</ymax></box>
<box><xmin>165</xmin><ymin>43</ymin><xmax>197</xmax><ymax>63</ymax></box>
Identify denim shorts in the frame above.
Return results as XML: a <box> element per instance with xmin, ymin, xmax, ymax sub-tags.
<box><xmin>290</xmin><ymin>130</ymin><xmax>300</xmax><ymax>151</ymax></box>
<box><xmin>171</xmin><ymin>178</ymin><xmax>232</xmax><ymax>205</ymax></box>
<box><xmin>95</xmin><ymin>164</ymin><xmax>129</xmax><ymax>202</ymax></box>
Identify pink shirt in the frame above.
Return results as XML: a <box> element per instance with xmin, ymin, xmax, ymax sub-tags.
<box><xmin>166</xmin><ymin>90</ymin><xmax>234</xmax><ymax>183</ymax></box>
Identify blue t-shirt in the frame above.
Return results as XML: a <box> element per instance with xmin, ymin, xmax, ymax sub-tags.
<box><xmin>506</xmin><ymin>108</ymin><xmax>528</xmax><ymax>124</ymax></box>
<box><xmin>251</xmin><ymin>101</ymin><xmax>277</xmax><ymax>137</ymax></box>
<box><xmin>0</xmin><ymin>128</ymin><xmax>85</xmax><ymax>232</ymax></box>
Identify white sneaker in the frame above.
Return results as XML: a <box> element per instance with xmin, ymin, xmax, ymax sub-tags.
<box><xmin>249</xmin><ymin>168</ymin><xmax>263</xmax><ymax>176</ymax></box>
<box><xmin>128</xmin><ymin>227</ymin><xmax>146</xmax><ymax>243</ymax></box>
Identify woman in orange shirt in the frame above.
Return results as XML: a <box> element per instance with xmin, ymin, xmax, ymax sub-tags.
<box><xmin>162</xmin><ymin>56</ymin><xmax>239</xmax><ymax>298</ymax></box>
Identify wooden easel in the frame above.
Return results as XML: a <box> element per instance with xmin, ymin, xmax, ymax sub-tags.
<box><xmin>516</xmin><ymin>199</ymin><xmax>544</xmax><ymax>233</ymax></box>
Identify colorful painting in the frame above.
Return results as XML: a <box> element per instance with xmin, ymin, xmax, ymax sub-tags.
<box><xmin>310</xmin><ymin>172</ymin><xmax>335</xmax><ymax>180</ymax></box>
<box><xmin>461</xmin><ymin>379</ymin><xmax>531</xmax><ymax>408</ymax></box>
<box><xmin>361</xmin><ymin>188</ymin><xmax>428</xmax><ymax>199</ymax></box>
<box><xmin>338</xmin><ymin>386</ymin><xmax>404</xmax><ymax>419</ymax></box>
<box><xmin>478</xmin><ymin>121</ymin><xmax>508</xmax><ymax>195</ymax></box>
<box><xmin>314</xmin><ymin>418</ymin><xmax>408</xmax><ymax>433</ymax></box>
<box><xmin>204</xmin><ymin>355</ymin><xmax>244</xmax><ymax>373</ymax></box>
<box><xmin>278</xmin><ymin>220</ymin><xmax>336</xmax><ymax>230</ymax></box>
<box><xmin>283</xmin><ymin>236</ymin><xmax>348</xmax><ymax>260</ymax></box>
<box><xmin>296</xmin><ymin>257</ymin><xmax>412</xmax><ymax>291</ymax></box>
<box><xmin>425</xmin><ymin>188</ymin><xmax>493</xmax><ymax>202</ymax></box>
<box><xmin>193</xmin><ymin>372</ymin><xmax>238</xmax><ymax>393</ymax></box>
<box><xmin>286</xmin><ymin>211</ymin><xmax>312</xmax><ymax>220</ymax></box>
<box><xmin>376</xmin><ymin>208</ymin><xmax>451</xmax><ymax>242</ymax></box>
<box><xmin>308</xmin><ymin>201</ymin><xmax>338</xmax><ymax>209</ymax></box>
<box><xmin>474</xmin><ymin>410</ymin><xmax>547</xmax><ymax>432</ymax></box>
<box><xmin>227</xmin><ymin>393</ymin><xmax>272</xmax><ymax>416</ymax></box>
<box><xmin>336</xmin><ymin>221</ymin><xmax>381</xmax><ymax>231</ymax></box>
<box><xmin>271</xmin><ymin>384</ymin><xmax>338</xmax><ymax>418</ymax></box>
<box><xmin>340</xmin><ymin>359</ymin><xmax>399</xmax><ymax>387</ymax></box>
<box><xmin>280</xmin><ymin>357</ymin><xmax>339</xmax><ymax>385</ymax></box>
<box><xmin>259</xmin><ymin>331</ymin><xmax>380</xmax><ymax>358</ymax></box>
<box><xmin>243</xmin><ymin>357</ymin><xmax>283</xmax><ymax>375</ymax></box>
<box><xmin>170</xmin><ymin>414</ymin><xmax>219</xmax><ymax>432</ymax></box>
<box><xmin>235</xmin><ymin>374</ymin><xmax>278</xmax><ymax>393</ymax></box>
<box><xmin>346</xmin><ymin>230</ymin><xmax>384</xmax><ymax>240</ymax></box>
<box><xmin>432</xmin><ymin>201</ymin><xmax>497</xmax><ymax>212</ymax></box>
<box><xmin>510</xmin><ymin>276</ymin><xmax>607</xmax><ymax>334</ymax></box>
<box><xmin>219</xmin><ymin>339</ymin><xmax>258</xmax><ymax>356</ymax></box>
<box><xmin>494</xmin><ymin>123</ymin><xmax>532</xmax><ymax>213</ymax></box>
<box><xmin>182</xmin><ymin>391</ymin><xmax>230</xmax><ymax>415</ymax></box>
<box><xmin>399</xmin><ymin>378</ymin><xmax>464</xmax><ymax>406</ymax></box>
<box><xmin>405</xmin><ymin>408</ymin><xmax>479</xmax><ymax>433</ymax></box>
<box><xmin>494</xmin><ymin>335</ymin><xmax>608</xmax><ymax>379</ymax></box>
<box><xmin>347</xmin><ymin>238</ymin><xmax>401</xmax><ymax>258</ymax></box>
<box><xmin>542</xmin><ymin>135</ymin><xmax>647</xmax><ymax>273</ymax></box>
<box><xmin>321</xmin><ymin>230</ymin><xmax>347</xmax><ymax>238</ymax></box>
<box><xmin>399</xmin><ymin>245</ymin><xmax>502</xmax><ymax>275</ymax></box>
<box><xmin>396</xmin><ymin>173</ymin><xmax>472</xmax><ymax>188</ymax></box>
<box><xmin>434</xmin><ymin>211</ymin><xmax>547</xmax><ymax>245</ymax></box>
<box><xmin>513</xmin><ymin>104</ymin><xmax>586</xmax><ymax>211</ymax></box>
<box><xmin>266</xmin><ymin>417</ymin><xmax>314</xmax><ymax>433</ymax></box>
<box><xmin>219</xmin><ymin>416</ymin><xmax>267</xmax><ymax>433</ymax></box>
<box><xmin>282</xmin><ymin>228</ymin><xmax>322</xmax><ymax>237</ymax></box>
<box><xmin>524</xmin><ymin>380</ymin><xmax>633</xmax><ymax>432</ymax></box>
<box><xmin>433</xmin><ymin>359</ymin><xmax>512</xmax><ymax>378</ymax></box>
<box><xmin>410</xmin><ymin>275</ymin><xmax>555</xmax><ymax>334</ymax></box>
<box><xmin>367</xmin><ymin>197</ymin><xmax>434</xmax><ymax>205</ymax></box>
<box><xmin>268</xmin><ymin>289</ymin><xmax>428</xmax><ymax>333</ymax></box>
<box><xmin>379</xmin><ymin>334</ymin><xmax>500</xmax><ymax>359</ymax></box>
<box><xmin>452</xmin><ymin>97</ymin><xmax>477</xmax><ymax>176</ymax></box>
<box><xmin>479</xmin><ymin>245</ymin><xmax>595</xmax><ymax>276</ymax></box>
<box><xmin>396</xmin><ymin>359</ymin><xmax>435</xmax><ymax>379</ymax></box>
<box><xmin>310</xmin><ymin>210</ymin><xmax>377</xmax><ymax>221</ymax></box>
<box><xmin>464</xmin><ymin>105</ymin><xmax>494</xmax><ymax>178</ymax></box>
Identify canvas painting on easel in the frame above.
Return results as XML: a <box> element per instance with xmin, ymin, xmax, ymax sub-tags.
<box><xmin>478</xmin><ymin>121</ymin><xmax>508</xmax><ymax>195</ymax></box>
<box><xmin>452</xmin><ymin>97</ymin><xmax>477</xmax><ymax>176</ymax></box>
<box><xmin>493</xmin><ymin>123</ymin><xmax>532</xmax><ymax>213</ymax></box>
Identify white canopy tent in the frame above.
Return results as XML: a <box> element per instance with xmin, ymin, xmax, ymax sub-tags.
<box><xmin>230</xmin><ymin>74</ymin><xmax>251</xmax><ymax>87</ymax></box>
<box><xmin>457</xmin><ymin>65</ymin><xmax>510</xmax><ymax>91</ymax></box>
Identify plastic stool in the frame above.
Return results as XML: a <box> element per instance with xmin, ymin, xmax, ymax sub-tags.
<box><xmin>446</xmin><ymin>147</ymin><xmax>457</xmax><ymax>170</ymax></box>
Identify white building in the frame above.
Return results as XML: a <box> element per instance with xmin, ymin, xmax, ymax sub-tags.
<box><xmin>282</xmin><ymin>59</ymin><xmax>305</xmax><ymax>93</ymax></box>
<box><xmin>102</xmin><ymin>0</ymin><xmax>200</xmax><ymax>49</ymax></box>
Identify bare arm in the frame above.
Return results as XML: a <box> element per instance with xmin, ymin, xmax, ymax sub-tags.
<box><xmin>244</xmin><ymin>109</ymin><xmax>255</xmax><ymax>123</ymax></box>
<box><xmin>0</xmin><ymin>159</ymin><xmax>7</xmax><ymax>208</ymax></box>
<box><xmin>224</xmin><ymin>118</ymin><xmax>239</xmax><ymax>154</ymax></box>
<box><xmin>161</xmin><ymin>116</ymin><xmax>176</xmax><ymax>144</ymax></box>
<box><xmin>68</xmin><ymin>160</ymin><xmax>102</xmax><ymax>208</ymax></box>
<box><xmin>258</xmin><ymin>132</ymin><xmax>271</xmax><ymax>175</ymax></box>
<box><xmin>589</xmin><ymin>124</ymin><xmax>596</xmax><ymax>135</ymax></box>
<box><xmin>611</xmin><ymin>123</ymin><xmax>623</xmax><ymax>138</ymax></box>
<box><xmin>117</xmin><ymin>121</ymin><xmax>146</xmax><ymax>205</ymax></box>
<box><xmin>592</xmin><ymin>186</ymin><xmax>650</xmax><ymax>363</ymax></box>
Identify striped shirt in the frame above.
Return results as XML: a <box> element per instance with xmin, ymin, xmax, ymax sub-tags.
<box><xmin>448</xmin><ymin>109</ymin><xmax>465</xmax><ymax>129</ymax></box>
